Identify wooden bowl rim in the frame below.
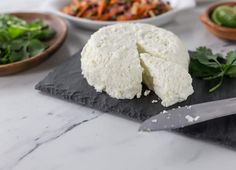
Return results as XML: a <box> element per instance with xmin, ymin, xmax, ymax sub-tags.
<box><xmin>200</xmin><ymin>1</ymin><xmax>236</xmax><ymax>33</ymax></box>
<box><xmin>0</xmin><ymin>12</ymin><xmax>68</xmax><ymax>69</ymax></box>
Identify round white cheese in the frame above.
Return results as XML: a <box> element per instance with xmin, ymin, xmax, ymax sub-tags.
<box><xmin>81</xmin><ymin>23</ymin><xmax>193</xmax><ymax>105</ymax></box>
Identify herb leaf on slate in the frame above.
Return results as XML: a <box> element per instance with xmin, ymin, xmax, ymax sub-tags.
<box><xmin>190</xmin><ymin>47</ymin><xmax>236</xmax><ymax>92</ymax></box>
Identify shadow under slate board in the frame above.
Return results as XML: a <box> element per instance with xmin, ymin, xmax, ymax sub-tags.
<box><xmin>36</xmin><ymin>51</ymin><xmax>236</xmax><ymax>149</ymax></box>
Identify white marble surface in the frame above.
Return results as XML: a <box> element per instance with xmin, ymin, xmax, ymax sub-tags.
<box><xmin>1</xmin><ymin>1</ymin><xmax>236</xmax><ymax>170</ymax></box>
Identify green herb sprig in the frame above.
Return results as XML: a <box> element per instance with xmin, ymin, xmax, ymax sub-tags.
<box><xmin>190</xmin><ymin>47</ymin><xmax>236</xmax><ymax>92</ymax></box>
<box><xmin>0</xmin><ymin>14</ymin><xmax>56</xmax><ymax>65</ymax></box>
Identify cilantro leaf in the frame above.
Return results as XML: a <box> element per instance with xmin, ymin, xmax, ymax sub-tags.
<box><xmin>7</xmin><ymin>26</ymin><xmax>27</xmax><ymax>38</ymax></box>
<box><xmin>193</xmin><ymin>47</ymin><xmax>224</xmax><ymax>68</ymax></box>
<box><xmin>190</xmin><ymin>58</ymin><xmax>221</xmax><ymax>77</ymax></box>
<box><xmin>226</xmin><ymin>51</ymin><xmax>236</xmax><ymax>65</ymax></box>
<box><xmin>190</xmin><ymin>47</ymin><xmax>236</xmax><ymax>92</ymax></box>
<box><xmin>27</xmin><ymin>39</ymin><xmax>47</xmax><ymax>56</ymax></box>
<box><xmin>226</xmin><ymin>66</ymin><xmax>236</xmax><ymax>77</ymax></box>
<box><xmin>31</xmin><ymin>27</ymin><xmax>56</xmax><ymax>41</ymax></box>
<box><xmin>225</xmin><ymin>51</ymin><xmax>236</xmax><ymax>77</ymax></box>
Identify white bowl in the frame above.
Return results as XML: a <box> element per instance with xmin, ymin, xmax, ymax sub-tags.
<box><xmin>43</xmin><ymin>0</ymin><xmax>196</xmax><ymax>30</ymax></box>
<box><xmin>196</xmin><ymin>0</ymin><xmax>218</xmax><ymax>3</ymax></box>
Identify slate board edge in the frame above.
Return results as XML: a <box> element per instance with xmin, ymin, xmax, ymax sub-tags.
<box><xmin>35</xmin><ymin>84</ymin><xmax>144</xmax><ymax>122</ymax></box>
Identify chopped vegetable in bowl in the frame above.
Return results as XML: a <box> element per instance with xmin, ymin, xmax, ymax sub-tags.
<box><xmin>0</xmin><ymin>14</ymin><xmax>56</xmax><ymax>65</ymax></box>
<box><xmin>63</xmin><ymin>0</ymin><xmax>172</xmax><ymax>21</ymax></box>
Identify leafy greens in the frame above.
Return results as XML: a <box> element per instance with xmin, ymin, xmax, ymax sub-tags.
<box><xmin>190</xmin><ymin>47</ymin><xmax>236</xmax><ymax>92</ymax></box>
<box><xmin>0</xmin><ymin>14</ymin><xmax>56</xmax><ymax>65</ymax></box>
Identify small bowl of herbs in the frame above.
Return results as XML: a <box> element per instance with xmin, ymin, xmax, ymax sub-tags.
<box><xmin>200</xmin><ymin>2</ymin><xmax>236</xmax><ymax>41</ymax></box>
<box><xmin>0</xmin><ymin>12</ymin><xmax>67</xmax><ymax>76</ymax></box>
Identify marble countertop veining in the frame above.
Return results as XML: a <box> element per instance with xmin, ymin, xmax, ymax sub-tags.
<box><xmin>1</xmin><ymin>1</ymin><xmax>236</xmax><ymax>170</ymax></box>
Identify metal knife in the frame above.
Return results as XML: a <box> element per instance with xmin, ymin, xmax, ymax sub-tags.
<box><xmin>139</xmin><ymin>97</ymin><xmax>236</xmax><ymax>132</ymax></box>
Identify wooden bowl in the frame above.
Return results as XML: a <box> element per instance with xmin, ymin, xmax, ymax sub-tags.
<box><xmin>0</xmin><ymin>12</ymin><xmax>68</xmax><ymax>76</ymax></box>
<box><xmin>200</xmin><ymin>2</ymin><xmax>236</xmax><ymax>41</ymax></box>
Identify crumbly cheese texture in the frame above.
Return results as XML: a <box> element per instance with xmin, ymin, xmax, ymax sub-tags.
<box><xmin>81</xmin><ymin>25</ymin><xmax>142</xmax><ymax>99</ymax></box>
<box><xmin>141</xmin><ymin>53</ymin><xmax>194</xmax><ymax>107</ymax></box>
<box><xmin>134</xmin><ymin>24</ymin><xmax>189</xmax><ymax>70</ymax></box>
<box><xmin>81</xmin><ymin>23</ymin><xmax>194</xmax><ymax>106</ymax></box>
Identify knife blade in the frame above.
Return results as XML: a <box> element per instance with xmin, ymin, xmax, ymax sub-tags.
<box><xmin>139</xmin><ymin>97</ymin><xmax>236</xmax><ymax>132</ymax></box>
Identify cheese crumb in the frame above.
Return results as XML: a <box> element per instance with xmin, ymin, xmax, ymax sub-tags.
<box><xmin>185</xmin><ymin>105</ymin><xmax>192</xmax><ymax>110</ymax></box>
<box><xmin>151</xmin><ymin>119</ymin><xmax>157</xmax><ymax>123</ymax></box>
<box><xmin>162</xmin><ymin>110</ymin><xmax>168</xmax><ymax>114</ymax></box>
<box><xmin>152</xmin><ymin>100</ymin><xmax>159</xmax><ymax>103</ymax></box>
<box><xmin>185</xmin><ymin>115</ymin><xmax>200</xmax><ymax>123</ymax></box>
<box><xmin>144</xmin><ymin>90</ymin><xmax>151</xmax><ymax>96</ymax></box>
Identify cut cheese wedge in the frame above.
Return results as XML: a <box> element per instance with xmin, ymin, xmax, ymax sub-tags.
<box><xmin>140</xmin><ymin>53</ymin><xmax>194</xmax><ymax>107</ymax></box>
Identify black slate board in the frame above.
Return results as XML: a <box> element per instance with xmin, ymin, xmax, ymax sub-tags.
<box><xmin>36</xmin><ymin>51</ymin><xmax>236</xmax><ymax>149</ymax></box>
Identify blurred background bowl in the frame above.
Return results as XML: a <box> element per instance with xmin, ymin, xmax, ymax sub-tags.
<box><xmin>200</xmin><ymin>1</ymin><xmax>236</xmax><ymax>41</ymax></box>
<box><xmin>43</xmin><ymin>0</ymin><xmax>196</xmax><ymax>30</ymax></box>
<box><xmin>0</xmin><ymin>12</ymin><xmax>68</xmax><ymax>76</ymax></box>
